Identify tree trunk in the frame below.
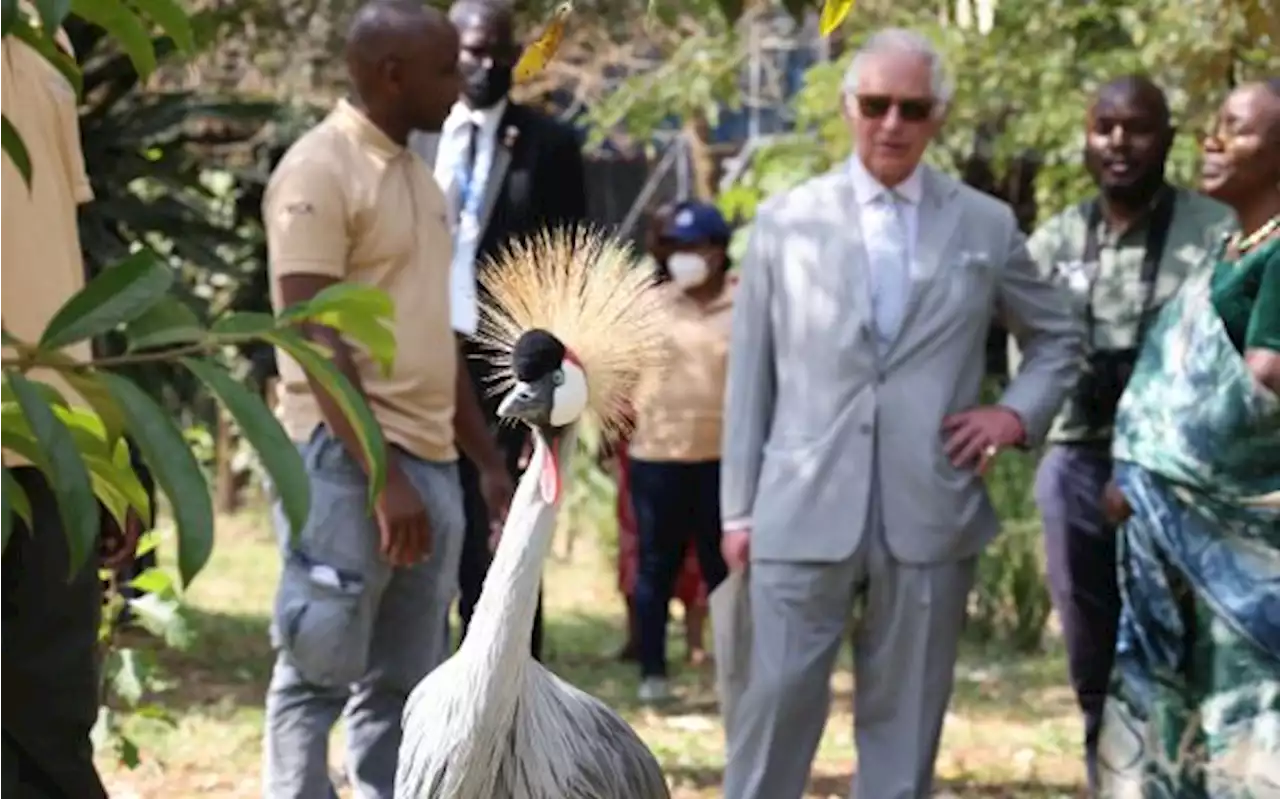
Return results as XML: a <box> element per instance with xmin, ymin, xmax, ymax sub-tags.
<box><xmin>214</xmin><ymin>406</ymin><xmax>240</xmax><ymax>514</ymax></box>
<box><xmin>683</xmin><ymin>116</ymin><xmax>716</xmax><ymax>201</ymax></box>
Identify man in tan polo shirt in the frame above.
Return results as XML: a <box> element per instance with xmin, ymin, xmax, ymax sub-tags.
<box><xmin>1</xmin><ymin>25</ymin><xmax>112</xmax><ymax>799</ymax></box>
<box><xmin>260</xmin><ymin>3</ymin><xmax>513</xmax><ymax>796</ymax></box>
<box><xmin>625</xmin><ymin>201</ymin><xmax>735</xmax><ymax>704</ymax></box>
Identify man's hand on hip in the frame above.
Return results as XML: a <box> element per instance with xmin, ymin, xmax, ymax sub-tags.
<box><xmin>376</xmin><ymin>463</ymin><xmax>432</xmax><ymax>567</ymax></box>
<box><xmin>941</xmin><ymin>405</ymin><xmax>1027</xmax><ymax>475</ymax></box>
<box><xmin>721</xmin><ymin>526</ymin><xmax>751</xmax><ymax>572</ymax></box>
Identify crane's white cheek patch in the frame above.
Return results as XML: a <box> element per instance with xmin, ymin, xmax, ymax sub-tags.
<box><xmin>549</xmin><ymin>363</ymin><xmax>588</xmax><ymax>427</ymax></box>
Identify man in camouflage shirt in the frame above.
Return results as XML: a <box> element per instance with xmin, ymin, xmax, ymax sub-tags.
<box><xmin>1024</xmin><ymin>75</ymin><xmax>1231</xmax><ymax>792</ymax></box>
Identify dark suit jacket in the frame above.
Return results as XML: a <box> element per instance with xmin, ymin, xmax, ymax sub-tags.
<box><xmin>410</xmin><ymin>101</ymin><xmax>589</xmax><ymax>423</ymax></box>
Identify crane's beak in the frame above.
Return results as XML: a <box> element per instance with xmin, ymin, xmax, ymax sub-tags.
<box><xmin>497</xmin><ymin>379</ymin><xmax>553</xmax><ymax>429</ymax></box>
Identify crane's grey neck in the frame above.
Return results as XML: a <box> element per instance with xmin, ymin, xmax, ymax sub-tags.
<box><xmin>460</xmin><ymin>424</ymin><xmax>578</xmax><ymax>670</ymax></box>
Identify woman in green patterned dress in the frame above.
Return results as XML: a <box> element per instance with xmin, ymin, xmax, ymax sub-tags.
<box><xmin>1097</xmin><ymin>79</ymin><xmax>1280</xmax><ymax>798</ymax></box>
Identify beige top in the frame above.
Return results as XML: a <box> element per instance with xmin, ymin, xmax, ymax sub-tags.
<box><xmin>2</xmin><ymin>33</ymin><xmax>95</xmax><ymax>467</ymax></box>
<box><xmin>265</xmin><ymin>100</ymin><xmax>458</xmax><ymax>462</ymax></box>
<box><xmin>629</xmin><ymin>279</ymin><xmax>736</xmax><ymax>463</ymax></box>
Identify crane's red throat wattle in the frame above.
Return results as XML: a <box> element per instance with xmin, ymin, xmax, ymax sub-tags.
<box><xmin>539</xmin><ymin>434</ymin><xmax>563</xmax><ymax>504</ymax></box>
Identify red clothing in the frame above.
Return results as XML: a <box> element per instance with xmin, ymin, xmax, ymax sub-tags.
<box><xmin>614</xmin><ymin>441</ymin><xmax>708</xmax><ymax>610</ymax></box>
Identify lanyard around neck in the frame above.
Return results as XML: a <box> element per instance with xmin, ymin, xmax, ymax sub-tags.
<box><xmin>1080</xmin><ymin>187</ymin><xmax>1176</xmax><ymax>349</ymax></box>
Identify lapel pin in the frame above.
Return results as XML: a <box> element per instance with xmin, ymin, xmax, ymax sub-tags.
<box><xmin>503</xmin><ymin>125</ymin><xmax>519</xmax><ymax>148</ymax></box>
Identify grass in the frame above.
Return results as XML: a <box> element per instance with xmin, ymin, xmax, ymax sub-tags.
<box><xmin>97</xmin><ymin>509</ymin><xmax>1087</xmax><ymax>798</ymax></box>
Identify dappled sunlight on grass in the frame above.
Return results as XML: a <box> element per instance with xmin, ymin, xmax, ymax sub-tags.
<box><xmin>99</xmin><ymin>510</ymin><xmax>1085</xmax><ymax>798</ymax></box>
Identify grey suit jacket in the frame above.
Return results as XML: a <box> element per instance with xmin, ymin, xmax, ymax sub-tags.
<box><xmin>720</xmin><ymin>163</ymin><xmax>1083</xmax><ymax>565</ymax></box>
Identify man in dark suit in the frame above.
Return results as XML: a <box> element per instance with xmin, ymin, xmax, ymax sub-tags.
<box><xmin>408</xmin><ymin>0</ymin><xmax>588</xmax><ymax>661</ymax></box>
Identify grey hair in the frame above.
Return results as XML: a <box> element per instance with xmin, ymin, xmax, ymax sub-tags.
<box><xmin>840</xmin><ymin>28</ymin><xmax>954</xmax><ymax>114</ymax></box>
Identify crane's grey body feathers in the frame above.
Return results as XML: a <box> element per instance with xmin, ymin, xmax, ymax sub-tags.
<box><xmin>395</xmin><ymin>425</ymin><xmax>670</xmax><ymax>799</ymax></box>
<box><xmin>399</xmin><ymin>660</ymin><xmax>667</xmax><ymax>799</ymax></box>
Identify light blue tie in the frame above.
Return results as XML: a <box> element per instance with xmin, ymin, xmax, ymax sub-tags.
<box><xmin>866</xmin><ymin>190</ymin><xmax>910</xmax><ymax>355</ymax></box>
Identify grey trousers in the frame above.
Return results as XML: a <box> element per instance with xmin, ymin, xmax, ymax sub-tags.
<box><xmin>722</xmin><ymin>486</ymin><xmax>977</xmax><ymax>799</ymax></box>
<box><xmin>262</xmin><ymin>427</ymin><xmax>464</xmax><ymax>799</ymax></box>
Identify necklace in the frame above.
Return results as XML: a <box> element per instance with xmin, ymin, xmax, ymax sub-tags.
<box><xmin>1228</xmin><ymin>213</ymin><xmax>1280</xmax><ymax>255</ymax></box>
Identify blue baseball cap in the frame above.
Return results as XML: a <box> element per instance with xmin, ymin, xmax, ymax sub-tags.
<box><xmin>662</xmin><ymin>200</ymin><xmax>731</xmax><ymax>244</ymax></box>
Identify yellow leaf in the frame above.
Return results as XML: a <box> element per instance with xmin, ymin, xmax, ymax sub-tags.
<box><xmin>512</xmin><ymin>2</ymin><xmax>573</xmax><ymax>84</ymax></box>
<box><xmin>819</xmin><ymin>0</ymin><xmax>855</xmax><ymax>37</ymax></box>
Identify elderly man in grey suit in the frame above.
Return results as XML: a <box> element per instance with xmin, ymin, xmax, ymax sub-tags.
<box><xmin>718</xmin><ymin>28</ymin><xmax>1084</xmax><ymax>799</ymax></box>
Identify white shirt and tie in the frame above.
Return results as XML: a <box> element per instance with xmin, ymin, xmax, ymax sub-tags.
<box><xmin>433</xmin><ymin>99</ymin><xmax>509</xmax><ymax>336</ymax></box>
<box><xmin>848</xmin><ymin>154</ymin><xmax>923</xmax><ymax>356</ymax></box>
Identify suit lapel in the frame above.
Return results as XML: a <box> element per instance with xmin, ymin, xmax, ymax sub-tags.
<box><xmin>888</xmin><ymin>167</ymin><xmax>962</xmax><ymax>360</ymax></box>
<box><xmin>478</xmin><ymin>106</ymin><xmax>519</xmax><ymax>241</ymax></box>
<box><xmin>832</xmin><ymin>169</ymin><xmax>875</xmax><ymax>343</ymax></box>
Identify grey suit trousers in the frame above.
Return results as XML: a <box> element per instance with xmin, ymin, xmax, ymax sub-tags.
<box><xmin>723</xmin><ymin>476</ymin><xmax>977</xmax><ymax>799</ymax></box>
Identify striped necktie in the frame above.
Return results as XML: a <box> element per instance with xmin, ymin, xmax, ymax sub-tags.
<box><xmin>866</xmin><ymin>190</ymin><xmax>910</xmax><ymax>354</ymax></box>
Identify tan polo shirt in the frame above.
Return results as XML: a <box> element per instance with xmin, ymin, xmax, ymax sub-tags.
<box><xmin>265</xmin><ymin>99</ymin><xmax>457</xmax><ymax>463</ymax></box>
<box><xmin>2</xmin><ymin>33</ymin><xmax>95</xmax><ymax>467</ymax></box>
<box><xmin>629</xmin><ymin>279</ymin><xmax>736</xmax><ymax>463</ymax></box>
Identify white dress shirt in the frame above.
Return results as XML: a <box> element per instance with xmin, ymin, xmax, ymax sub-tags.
<box><xmin>434</xmin><ymin>99</ymin><xmax>508</xmax><ymax>336</ymax></box>
<box><xmin>849</xmin><ymin>155</ymin><xmax>924</xmax><ymax>353</ymax></box>
<box><xmin>848</xmin><ymin>154</ymin><xmax>923</xmax><ymax>271</ymax></box>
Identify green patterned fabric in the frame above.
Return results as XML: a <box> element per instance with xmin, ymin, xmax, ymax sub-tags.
<box><xmin>1210</xmin><ymin>238</ymin><xmax>1280</xmax><ymax>352</ymax></box>
<box><xmin>1099</xmin><ymin>250</ymin><xmax>1280</xmax><ymax>798</ymax></box>
<box><xmin>1025</xmin><ymin>187</ymin><xmax>1232</xmax><ymax>445</ymax></box>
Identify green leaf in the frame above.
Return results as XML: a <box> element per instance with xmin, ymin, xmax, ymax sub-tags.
<box><xmin>33</xmin><ymin>0</ymin><xmax>70</xmax><ymax>36</ymax></box>
<box><xmin>99</xmin><ymin>373</ymin><xmax>212</xmax><ymax>588</ymax></box>
<box><xmin>3</xmin><ymin>377</ymin><xmax>69</xmax><ymax>411</ymax></box>
<box><xmin>127</xmin><ymin>591</ymin><xmax>193</xmax><ymax>648</ymax></box>
<box><xmin>107</xmin><ymin>647</ymin><xmax>147</xmax><ymax>705</ymax></box>
<box><xmin>10</xmin><ymin>17</ymin><xmax>82</xmax><ymax>97</ymax></box>
<box><xmin>2</xmin><ymin>468</ymin><xmax>32</xmax><ymax>552</ymax></box>
<box><xmin>266</xmin><ymin>328</ymin><xmax>387</xmax><ymax>511</ymax></box>
<box><xmin>1</xmin><ymin>426</ymin><xmax>42</xmax><ymax>465</ymax></box>
<box><xmin>2</xmin><ymin>114</ymin><xmax>32</xmax><ymax>189</ymax></box>
<box><xmin>84</xmin><ymin>452</ymin><xmax>139</xmax><ymax>530</ymax></box>
<box><xmin>181</xmin><ymin>357</ymin><xmax>310</xmax><ymax>535</ymax></box>
<box><xmin>40</xmin><ymin>250</ymin><xmax>174</xmax><ymax>350</ymax></box>
<box><xmin>128</xmin><ymin>566</ymin><xmax>173</xmax><ymax>595</ymax></box>
<box><xmin>8</xmin><ymin>373</ymin><xmax>99</xmax><ymax>578</ymax></box>
<box><xmin>132</xmin><ymin>0</ymin><xmax>195</xmax><ymax>52</ymax></box>
<box><xmin>61</xmin><ymin>371</ymin><xmax>128</xmax><ymax>446</ymax></box>
<box><xmin>282</xmin><ymin>283</ymin><xmax>395</xmax><ymax>322</ymax></box>
<box><xmin>68</xmin><ymin>0</ymin><xmax>156</xmax><ymax>80</ymax></box>
<box><xmin>1</xmin><ymin>0</ymin><xmax>18</xmax><ymax>36</ymax></box>
<box><xmin>282</xmin><ymin>284</ymin><xmax>397</xmax><ymax>373</ymax></box>
<box><xmin>124</xmin><ymin>296</ymin><xmax>205</xmax><ymax>351</ymax></box>
<box><xmin>134</xmin><ymin>529</ymin><xmax>160</xmax><ymax>558</ymax></box>
<box><xmin>210</xmin><ymin>311</ymin><xmax>277</xmax><ymax>338</ymax></box>
<box><xmin>116</xmin><ymin>735</ymin><xmax>141</xmax><ymax>769</ymax></box>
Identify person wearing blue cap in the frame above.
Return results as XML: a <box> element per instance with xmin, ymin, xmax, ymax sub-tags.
<box><xmin>623</xmin><ymin>199</ymin><xmax>735</xmax><ymax>703</ymax></box>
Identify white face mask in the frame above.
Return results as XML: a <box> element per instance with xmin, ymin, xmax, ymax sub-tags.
<box><xmin>667</xmin><ymin>252</ymin><xmax>709</xmax><ymax>289</ymax></box>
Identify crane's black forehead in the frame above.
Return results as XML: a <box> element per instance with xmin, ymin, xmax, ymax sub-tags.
<box><xmin>512</xmin><ymin>329</ymin><xmax>565</xmax><ymax>382</ymax></box>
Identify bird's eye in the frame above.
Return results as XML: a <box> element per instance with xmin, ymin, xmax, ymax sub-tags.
<box><xmin>552</xmin><ymin>369</ymin><xmax>565</xmax><ymax>386</ymax></box>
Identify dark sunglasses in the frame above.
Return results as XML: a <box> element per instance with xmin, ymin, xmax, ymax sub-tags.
<box><xmin>855</xmin><ymin>95</ymin><xmax>935</xmax><ymax>122</ymax></box>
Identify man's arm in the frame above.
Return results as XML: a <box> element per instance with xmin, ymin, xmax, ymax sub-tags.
<box><xmin>1005</xmin><ymin>216</ymin><xmax>1064</xmax><ymax>377</ymax></box>
<box><xmin>265</xmin><ymin>161</ymin><xmax>386</xmax><ymax>473</ymax></box>
<box><xmin>994</xmin><ymin>215</ymin><xmax>1085</xmax><ymax>448</ymax></box>
<box><xmin>452</xmin><ymin>341</ymin><xmax>507</xmax><ymax>474</ymax></box>
<box><xmin>719</xmin><ymin>215</ymin><xmax>777</xmax><ymax>533</ymax></box>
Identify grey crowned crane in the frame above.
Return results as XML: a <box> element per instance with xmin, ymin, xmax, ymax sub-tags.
<box><xmin>394</xmin><ymin>227</ymin><xmax>673</xmax><ymax>799</ymax></box>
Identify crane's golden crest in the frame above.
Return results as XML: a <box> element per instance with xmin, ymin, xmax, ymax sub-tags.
<box><xmin>472</xmin><ymin>226</ymin><xmax>671</xmax><ymax>443</ymax></box>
